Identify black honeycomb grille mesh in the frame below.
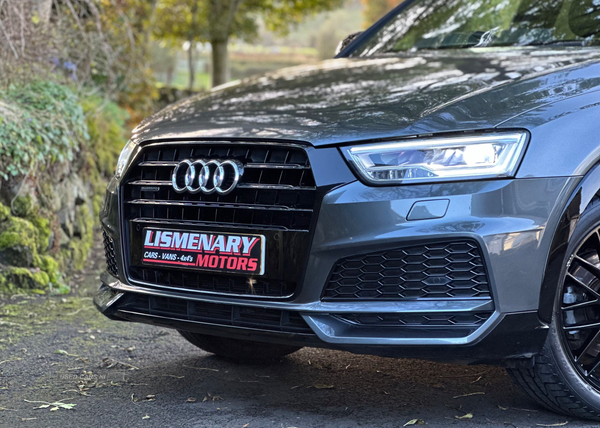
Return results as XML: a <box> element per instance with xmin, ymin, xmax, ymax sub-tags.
<box><xmin>323</xmin><ymin>240</ymin><xmax>491</xmax><ymax>301</ymax></box>
<box><xmin>103</xmin><ymin>230</ymin><xmax>118</xmax><ymax>277</ymax></box>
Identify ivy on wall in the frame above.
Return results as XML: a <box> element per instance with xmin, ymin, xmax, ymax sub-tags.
<box><xmin>0</xmin><ymin>81</ymin><xmax>89</xmax><ymax>180</ymax></box>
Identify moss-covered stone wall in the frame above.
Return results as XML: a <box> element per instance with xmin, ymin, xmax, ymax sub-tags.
<box><xmin>0</xmin><ymin>85</ymin><xmax>129</xmax><ymax>295</ymax></box>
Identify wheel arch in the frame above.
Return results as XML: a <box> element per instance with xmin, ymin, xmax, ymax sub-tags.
<box><xmin>539</xmin><ymin>164</ymin><xmax>600</xmax><ymax>323</ymax></box>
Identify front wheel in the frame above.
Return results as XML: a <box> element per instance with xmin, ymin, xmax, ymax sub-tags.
<box><xmin>508</xmin><ymin>199</ymin><xmax>600</xmax><ymax>421</ymax></box>
<box><xmin>179</xmin><ymin>331</ymin><xmax>302</xmax><ymax>363</ymax></box>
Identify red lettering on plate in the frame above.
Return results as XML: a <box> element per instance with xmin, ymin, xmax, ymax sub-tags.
<box><xmin>226</xmin><ymin>257</ymin><xmax>237</xmax><ymax>270</ymax></box>
<box><xmin>197</xmin><ymin>254</ymin><xmax>210</xmax><ymax>267</ymax></box>
<box><xmin>247</xmin><ymin>258</ymin><xmax>258</xmax><ymax>272</ymax></box>
<box><xmin>218</xmin><ymin>256</ymin><xmax>228</xmax><ymax>269</ymax></box>
<box><xmin>237</xmin><ymin>257</ymin><xmax>248</xmax><ymax>271</ymax></box>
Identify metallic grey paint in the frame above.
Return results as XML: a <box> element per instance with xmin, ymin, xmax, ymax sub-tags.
<box><xmin>98</xmin><ymin>29</ymin><xmax>600</xmax><ymax>364</ymax></box>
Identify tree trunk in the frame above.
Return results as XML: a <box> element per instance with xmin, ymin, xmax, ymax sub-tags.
<box><xmin>188</xmin><ymin>40</ymin><xmax>196</xmax><ymax>91</ymax></box>
<box><xmin>211</xmin><ymin>38</ymin><xmax>230</xmax><ymax>88</ymax></box>
<box><xmin>187</xmin><ymin>0</ymin><xmax>200</xmax><ymax>92</ymax></box>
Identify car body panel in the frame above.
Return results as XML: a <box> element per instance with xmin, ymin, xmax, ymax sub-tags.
<box><xmin>132</xmin><ymin>48</ymin><xmax>600</xmax><ymax>161</ymax></box>
<box><xmin>501</xmin><ymin>89</ymin><xmax>600</xmax><ymax>177</ymax></box>
<box><xmin>99</xmin><ymin>13</ymin><xmax>600</xmax><ymax>365</ymax></box>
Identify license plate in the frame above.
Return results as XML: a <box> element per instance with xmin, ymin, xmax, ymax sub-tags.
<box><xmin>141</xmin><ymin>228</ymin><xmax>265</xmax><ymax>275</ymax></box>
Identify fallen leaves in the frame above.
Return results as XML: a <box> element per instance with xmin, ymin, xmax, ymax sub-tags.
<box><xmin>186</xmin><ymin>397</ymin><xmax>197</xmax><ymax>403</ymax></box>
<box><xmin>453</xmin><ymin>392</ymin><xmax>485</xmax><ymax>399</ymax></box>
<box><xmin>0</xmin><ymin>357</ymin><xmax>22</xmax><ymax>366</ymax></box>
<box><xmin>24</xmin><ymin>399</ymin><xmax>76</xmax><ymax>411</ymax></box>
<box><xmin>404</xmin><ymin>419</ymin><xmax>425</xmax><ymax>426</ymax></box>
<box><xmin>455</xmin><ymin>413</ymin><xmax>473</xmax><ymax>420</ymax></box>
<box><xmin>536</xmin><ymin>423</ymin><xmax>568</xmax><ymax>427</ymax></box>
<box><xmin>101</xmin><ymin>357</ymin><xmax>139</xmax><ymax>370</ymax></box>
<box><xmin>202</xmin><ymin>393</ymin><xmax>223</xmax><ymax>402</ymax></box>
<box><xmin>313</xmin><ymin>384</ymin><xmax>334</xmax><ymax>389</ymax></box>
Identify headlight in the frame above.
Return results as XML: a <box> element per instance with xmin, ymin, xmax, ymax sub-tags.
<box><xmin>115</xmin><ymin>139</ymin><xmax>137</xmax><ymax>180</ymax></box>
<box><xmin>341</xmin><ymin>132</ymin><xmax>528</xmax><ymax>185</ymax></box>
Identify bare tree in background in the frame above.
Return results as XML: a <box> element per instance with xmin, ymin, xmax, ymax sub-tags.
<box><xmin>0</xmin><ymin>0</ymin><xmax>148</xmax><ymax>102</ymax></box>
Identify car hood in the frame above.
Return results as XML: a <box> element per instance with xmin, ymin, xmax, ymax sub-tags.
<box><xmin>133</xmin><ymin>47</ymin><xmax>600</xmax><ymax>146</ymax></box>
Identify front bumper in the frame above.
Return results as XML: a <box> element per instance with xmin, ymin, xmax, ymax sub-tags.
<box><xmin>98</xmin><ymin>144</ymin><xmax>580</xmax><ymax>364</ymax></box>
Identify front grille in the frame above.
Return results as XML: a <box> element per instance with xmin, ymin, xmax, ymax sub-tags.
<box><xmin>323</xmin><ymin>240</ymin><xmax>491</xmax><ymax>301</ymax></box>
<box><xmin>121</xmin><ymin>294</ymin><xmax>314</xmax><ymax>335</ymax></box>
<box><xmin>336</xmin><ymin>312</ymin><xmax>492</xmax><ymax>328</ymax></box>
<box><xmin>103</xmin><ymin>230</ymin><xmax>118</xmax><ymax>277</ymax></box>
<box><xmin>122</xmin><ymin>141</ymin><xmax>317</xmax><ymax>298</ymax></box>
<box><xmin>122</xmin><ymin>142</ymin><xmax>316</xmax><ymax>231</ymax></box>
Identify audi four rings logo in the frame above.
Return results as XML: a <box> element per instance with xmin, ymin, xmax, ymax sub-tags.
<box><xmin>172</xmin><ymin>159</ymin><xmax>244</xmax><ymax>195</ymax></box>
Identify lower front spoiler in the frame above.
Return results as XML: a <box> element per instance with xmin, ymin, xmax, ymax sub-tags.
<box><xmin>95</xmin><ymin>282</ymin><xmax>549</xmax><ymax>366</ymax></box>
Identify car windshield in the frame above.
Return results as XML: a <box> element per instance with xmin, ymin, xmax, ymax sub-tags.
<box><xmin>353</xmin><ymin>0</ymin><xmax>600</xmax><ymax>56</ymax></box>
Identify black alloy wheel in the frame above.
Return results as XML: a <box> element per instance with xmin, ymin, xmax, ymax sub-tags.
<box><xmin>559</xmin><ymin>228</ymin><xmax>600</xmax><ymax>391</ymax></box>
<box><xmin>507</xmin><ymin>198</ymin><xmax>600</xmax><ymax>421</ymax></box>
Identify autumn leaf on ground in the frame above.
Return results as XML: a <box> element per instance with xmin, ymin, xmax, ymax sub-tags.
<box><xmin>313</xmin><ymin>384</ymin><xmax>334</xmax><ymax>389</ymax></box>
<box><xmin>25</xmin><ymin>400</ymin><xmax>76</xmax><ymax>411</ymax></box>
<box><xmin>456</xmin><ymin>413</ymin><xmax>473</xmax><ymax>420</ymax></box>
<box><xmin>404</xmin><ymin>419</ymin><xmax>425</xmax><ymax>426</ymax></box>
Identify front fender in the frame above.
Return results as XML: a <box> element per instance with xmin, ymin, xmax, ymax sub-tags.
<box><xmin>538</xmin><ymin>164</ymin><xmax>600</xmax><ymax>323</ymax></box>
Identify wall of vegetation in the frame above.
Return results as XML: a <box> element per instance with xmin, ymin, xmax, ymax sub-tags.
<box><xmin>0</xmin><ymin>0</ymin><xmax>161</xmax><ymax>295</ymax></box>
<box><xmin>0</xmin><ymin>81</ymin><xmax>129</xmax><ymax>294</ymax></box>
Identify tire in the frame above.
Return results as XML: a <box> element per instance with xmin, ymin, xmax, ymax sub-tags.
<box><xmin>178</xmin><ymin>331</ymin><xmax>301</xmax><ymax>363</ymax></box>
<box><xmin>508</xmin><ymin>198</ymin><xmax>600</xmax><ymax>421</ymax></box>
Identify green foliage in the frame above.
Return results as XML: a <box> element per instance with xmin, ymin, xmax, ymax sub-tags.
<box><xmin>0</xmin><ymin>81</ymin><xmax>89</xmax><ymax>180</ymax></box>
<box><xmin>156</xmin><ymin>0</ymin><xmax>345</xmax><ymax>41</ymax></box>
<box><xmin>0</xmin><ymin>267</ymin><xmax>50</xmax><ymax>294</ymax></box>
<box><xmin>361</xmin><ymin>0</ymin><xmax>401</xmax><ymax>27</ymax></box>
<box><xmin>81</xmin><ymin>96</ymin><xmax>129</xmax><ymax>178</ymax></box>
<box><xmin>154</xmin><ymin>0</ymin><xmax>345</xmax><ymax>86</ymax></box>
<box><xmin>0</xmin><ymin>202</ymin><xmax>62</xmax><ymax>293</ymax></box>
<box><xmin>67</xmin><ymin>204</ymin><xmax>95</xmax><ymax>271</ymax></box>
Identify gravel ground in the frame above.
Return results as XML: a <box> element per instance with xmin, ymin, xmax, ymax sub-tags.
<box><xmin>0</xmin><ymin>250</ymin><xmax>598</xmax><ymax>428</ymax></box>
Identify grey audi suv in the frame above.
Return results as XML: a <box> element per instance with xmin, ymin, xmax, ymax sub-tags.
<box><xmin>97</xmin><ymin>0</ymin><xmax>600</xmax><ymax>420</ymax></box>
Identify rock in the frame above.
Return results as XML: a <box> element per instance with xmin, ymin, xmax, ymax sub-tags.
<box><xmin>0</xmin><ymin>245</ymin><xmax>34</xmax><ymax>267</ymax></box>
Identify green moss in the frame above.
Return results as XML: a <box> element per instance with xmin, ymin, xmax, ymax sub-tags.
<box><xmin>38</xmin><ymin>255</ymin><xmax>60</xmax><ymax>284</ymax></box>
<box><xmin>82</xmin><ymin>96</ymin><xmax>129</xmax><ymax>179</ymax></box>
<box><xmin>64</xmin><ymin>204</ymin><xmax>95</xmax><ymax>271</ymax></box>
<box><xmin>92</xmin><ymin>194</ymin><xmax>103</xmax><ymax>220</ymax></box>
<box><xmin>0</xmin><ymin>202</ymin><xmax>63</xmax><ymax>293</ymax></box>
<box><xmin>0</xmin><ymin>267</ymin><xmax>49</xmax><ymax>293</ymax></box>
<box><xmin>0</xmin><ymin>214</ymin><xmax>38</xmax><ymax>266</ymax></box>
<box><xmin>29</xmin><ymin>214</ymin><xmax>51</xmax><ymax>252</ymax></box>
<box><xmin>0</xmin><ymin>203</ymin><xmax>10</xmax><ymax>221</ymax></box>
<box><xmin>12</xmin><ymin>195</ymin><xmax>35</xmax><ymax>217</ymax></box>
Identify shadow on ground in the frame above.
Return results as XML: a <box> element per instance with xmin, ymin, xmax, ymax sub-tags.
<box><xmin>0</xmin><ymin>244</ymin><xmax>595</xmax><ymax>427</ymax></box>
